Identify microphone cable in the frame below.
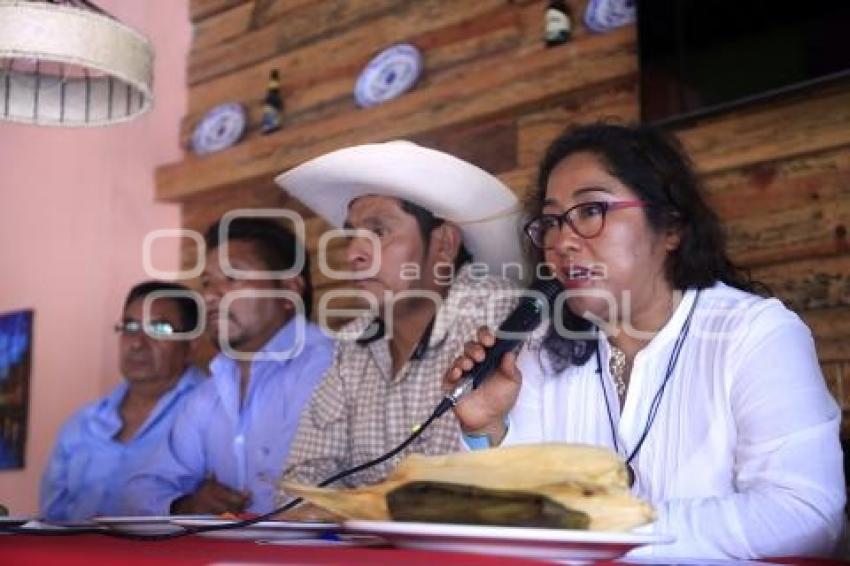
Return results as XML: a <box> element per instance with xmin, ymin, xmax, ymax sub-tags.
<box><xmin>2</xmin><ymin>386</ymin><xmax>448</xmax><ymax>540</ymax></box>
<box><xmin>5</xmin><ymin>277</ymin><xmax>562</xmax><ymax>540</ymax></box>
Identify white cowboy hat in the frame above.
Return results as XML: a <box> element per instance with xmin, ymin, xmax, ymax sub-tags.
<box><xmin>275</xmin><ymin>140</ymin><xmax>526</xmax><ymax>279</ymax></box>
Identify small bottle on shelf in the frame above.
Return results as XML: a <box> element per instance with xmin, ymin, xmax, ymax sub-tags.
<box><xmin>260</xmin><ymin>69</ymin><xmax>283</xmax><ymax>134</ymax></box>
<box><xmin>544</xmin><ymin>0</ymin><xmax>572</xmax><ymax>47</ymax></box>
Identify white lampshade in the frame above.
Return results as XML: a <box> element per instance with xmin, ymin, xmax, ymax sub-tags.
<box><xmin>0</xmin><ymin>0</ymin><xmax>154</xmax><ymax>127</ymax></box>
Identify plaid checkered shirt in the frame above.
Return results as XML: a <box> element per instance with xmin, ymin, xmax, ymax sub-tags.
<box><xmin>278</xmin><ymin>265</ymin><xmax>519</xmax><ymax>497</ymax></box>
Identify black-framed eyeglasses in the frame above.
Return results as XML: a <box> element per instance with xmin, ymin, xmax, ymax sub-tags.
<box><xmin>524</xmin><ymin>200</ymin><xmax>647</xmax><ymax>249</ymax></box>
<box><xmin>114</xmin><ymin>319</ymin><xmax>178</xmax><ymax>338</ymax></box>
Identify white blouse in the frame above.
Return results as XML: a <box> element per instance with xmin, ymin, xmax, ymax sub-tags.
<box><xmin>503</xmin><ymin>282</ymin><xmax>845</xmax><ymax>559</ymax></box>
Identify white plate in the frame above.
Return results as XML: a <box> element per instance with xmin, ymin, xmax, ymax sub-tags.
<box><xmin>190</xmin><ymin>102</ymin><xmax>247</xmax><ymax>155</ymax></box>
<box><xmin>94</xmin><ymin>515</ymin><xmax>212</xmax><ymax>535</ymax></box>
<box><xmin>343</xmin><ymin>520</ymin><xmax>674</xmax><ymax>563</ymax></box>
<box><xmin>255</xmin><ymin>534</ymin><xmax>385</xmax><ymax>547</ymax></box>
<box><xmin>0</xmin><ymin>516</ymin><xmax>30</xmax><ymax>527</ymax></box>
<box><xmin>22</xmin><ymin>519</ymin><xmax>101</xmax><ymax>530</ymax></box>
<box><xmin>172</xmin><ymin>518</ymin><xmax>339</xmax><ymax>541</ymax></box>
<box><xmin>354</xmin><ymin>43</ymin><xmax>422</xmax><ymax>108</ymax></box>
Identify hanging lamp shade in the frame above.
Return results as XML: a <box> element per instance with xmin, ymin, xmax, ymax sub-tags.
<box><xmin>0</xmin><ymin>0</ymin><xmax>154</xmax><ymax>127</ymax></box>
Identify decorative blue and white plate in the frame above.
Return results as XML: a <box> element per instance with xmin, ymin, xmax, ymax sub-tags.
<box><xmin>191</xmin><ymin>102</ymin><xmax>247</xmax><ymax>155</ymax></box>
<box><xmin>355</xmin><ymin>43</ymin><xmax>423</xmax><ymax>108</ymax></box>
<box><xmin>585</xmin><ymin>0</ymin><xmax>636</xmax><ymax>33</ymax></box>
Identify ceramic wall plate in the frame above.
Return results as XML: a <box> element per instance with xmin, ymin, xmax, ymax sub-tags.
<box><xmin>191</xmin><ymin>102</ymin><xmax>247</xmax><ymax>155</ymax></box>
<box><xmin>354</xmin><ymin>43</ymin><xmax>422</xmax><ymax>108</ymax></box>
<box><xmin>585</xmin><ymin>0</ymin><xmax>636</xmax><ymax>32</ymax></box>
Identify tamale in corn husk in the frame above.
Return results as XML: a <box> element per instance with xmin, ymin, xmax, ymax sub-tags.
<box><xmin>281</xmin><ymin>443</ymin><xmax>654</xmax><ymax>531</ymax></box>
<box><xmin>386</xmin><ymin>481</ymin><xmax>591</xmax><ymax>529</ymax></box>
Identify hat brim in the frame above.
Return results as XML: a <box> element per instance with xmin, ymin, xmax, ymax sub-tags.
<box><xmin>275</xmin><ymin>141</ymin><xmax>527</xmax><ymax>280</ymax></box>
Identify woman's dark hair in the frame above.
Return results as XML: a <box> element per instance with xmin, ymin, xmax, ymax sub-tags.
<box><xmin>529</xmin><ymin>122</ymin><xmax>765</xmax><ymax>371</ymax></box>
<box><xmin>204</xmin><ymin>217</ymin><xmax>313</xmax><ymax>318</ymax></box>
<box><xmin>400</xmin><ymin>199</ymin><xmax>472</xmax><ymax>270</ymax></box>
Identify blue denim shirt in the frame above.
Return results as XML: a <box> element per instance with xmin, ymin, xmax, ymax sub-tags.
<box><xmin>123</xmin><ymin>316</ymin><xmax>334</xmax><ymax>515</ymax></box>
<box><xmin>39</xmin><ymin>367</ymin><xmax>204</xmax><ymax>521</ymax></box>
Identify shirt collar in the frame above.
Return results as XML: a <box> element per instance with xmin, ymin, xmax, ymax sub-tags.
<box><xmin>634</xmin><ymin>288</ymin><xmax>698</xmax><ymax>357</ymax></box>
<box><xmin>210</xmin><ymin>314</ymin><xmax>306</xmax><ymax>375</ymax></box>
<box><xmin>110</xmin><ymin>365</ymin><xmax>201</xmax><ymax>408</ymax></box>
<box><xmin>356</xmin><ymin>315</ymin><xmax>436</xmax><ymax>361</ymax></box>
<box><xmin>596</xmin><ymin>287</ymin><xmax>699</xmax><ymax>357</ymax></box>
<box><xmin>355</xmin><ymin>264</ymin><xmax>479</xmax><ymax>357</ymax></box>
<box><xmin>132</xmin><ymin>367</ymin><xmax>203</xmax><ymax>439</ymax></box>
<box><xmin>97</xmin><ymin>366</ymin><xmax>203</xmax><ymax>440</ymax></box>
<box><xmin>429</xmin><ymin>264</ymin><xmax>481</xmax><ymax>350</ymax></box>
<box><xmin>101</xmin><ymin>381</ymin><xmax>130</xmax><ymax>415</ymax></box>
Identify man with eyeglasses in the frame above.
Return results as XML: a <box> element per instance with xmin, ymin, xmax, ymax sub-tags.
<box><xmin>40</xmin><ymin>281</ymin><xmax>204</xmax><ymax>521</ymax></box>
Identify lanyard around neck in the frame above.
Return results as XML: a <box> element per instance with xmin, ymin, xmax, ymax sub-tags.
<box><xmin>594</xmin><ymin>291</ymin><xmax>700</xmax><ymax>484</ymax></box>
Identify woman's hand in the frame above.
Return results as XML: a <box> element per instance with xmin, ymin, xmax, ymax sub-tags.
<box><xmin>443</xmin><ymin>326</ymin><xmax>523</xmax><ymax>446</ymax></box>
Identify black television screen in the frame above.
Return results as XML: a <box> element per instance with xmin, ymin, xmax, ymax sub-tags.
<box><xmin>638</xmin><ymin>0</ymin><xmax>850</xmax><ymax>126</ymax></box>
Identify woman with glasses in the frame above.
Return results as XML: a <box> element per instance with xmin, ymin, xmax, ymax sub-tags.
<box><xmin>445</xmin><ymin>123</ymin><xmax>845</xmax><ymax>559</ymax></box>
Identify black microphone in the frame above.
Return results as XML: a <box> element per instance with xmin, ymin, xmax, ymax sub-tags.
<box><xmin>433</xmin><ymin>277</ymin><xmax>564</xmax><ymax>418</ymax></box>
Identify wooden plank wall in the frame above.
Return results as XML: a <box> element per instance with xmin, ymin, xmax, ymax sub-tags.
<box><xmin>161</xmin><ymin>0</ymin><xmax>850</xmax><ymax>434</ymax></box>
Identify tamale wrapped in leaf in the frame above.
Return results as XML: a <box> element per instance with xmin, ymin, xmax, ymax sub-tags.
<box><xmin>281</xmin><ymin>443</ymin><xmax>654</xmax><ymax>532</ymax></box>
<box><xmin>387</xmin><ymin>481</ymin><xmax>591</xmax><ymax>529</ymax></box>
<box><xmin>391</xmin><ymin>443</ymin><xmax>629</xmax><ymax>490</ymax></box>
<box><xmin>283</xmin><ymin>481</ymin><xmax>397</xmax><ymax>520</ymax></box>
<box><xmin>533</xmin><ymin>483</ymin><xmax>655</xmax><ymax>531</ymax></box>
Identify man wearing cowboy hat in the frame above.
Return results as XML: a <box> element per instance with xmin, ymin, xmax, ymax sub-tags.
<box><xmin>274</xmin><ymin>141</ymin><xmax>525</xmax><ymax>497</ymax></box>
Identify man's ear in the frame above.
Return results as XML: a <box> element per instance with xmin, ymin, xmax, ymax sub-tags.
<box><xmin>430</xmin><ymin>222</ymin><xmax>463</xmax><ymax>263</ymax></box>
<box><xmin>276</xmin><ymin>275</ymin><xmax>306</xmax><ymax>309</ymax></box>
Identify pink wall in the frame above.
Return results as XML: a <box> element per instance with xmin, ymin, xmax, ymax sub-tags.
<box><xmin>0</xmin><ymin>0</ymin><xmax>191</xmax><ymax>515</ymax></box>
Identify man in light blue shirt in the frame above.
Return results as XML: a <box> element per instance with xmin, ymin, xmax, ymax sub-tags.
<box><xmin>40</xmin><ymin>281</ymin><xmax>204</xmax><ymax>521</ymax></box>
<box><xmin>124</xmin><ymin>217</ymin><xmax>333</xmax><ymax>515</ymax></box>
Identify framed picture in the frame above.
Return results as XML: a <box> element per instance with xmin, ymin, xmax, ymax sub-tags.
<box><xmin>0</xmin><ymin>309</ymin><xmax>33</xmax><ymax>470</ymax></box>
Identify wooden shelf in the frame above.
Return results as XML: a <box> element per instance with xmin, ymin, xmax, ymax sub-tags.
<box><xmin>156</xmin><ymin>26</ymin><xmax>636</xmax><ymax>201</ymax></box>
